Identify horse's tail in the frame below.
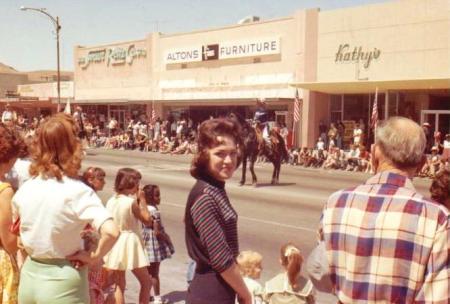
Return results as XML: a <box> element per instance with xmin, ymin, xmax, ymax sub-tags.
<box><xmin>276</xmin><ymin>133</ymin><xmax>289</xmax><ymax>162</ymax></box>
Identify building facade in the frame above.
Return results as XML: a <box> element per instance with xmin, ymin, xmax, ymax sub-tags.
<box><xmin>294</xmin><ymin>0</ymin><xmax>449</xmax><ymax>146</ymax></box>
<box><xmin>68</xmin><ymin>0</ymin><xmax>448</xmax><ymax>147</ymax></box>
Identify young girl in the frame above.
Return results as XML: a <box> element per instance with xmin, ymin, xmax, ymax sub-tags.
<box><xmin>103</xmin><ymin>168</ymin><xmax>153</xmax><ymax>304</ymax></box>
<box><xmin>236</xmin><ymin>251</ymin><xmax>264</xmax><ymax>304</ymax></box>
<box><xmin>264</xmin><ymin>243</ymin><xmax>315</xmax><ymax>304</ymax></box>
<box><xmin>142</xmin><ymin>184</ymin><xmax>174</xmax><ymax>304</ymax></box>
<box><xmin>81</xmin><ymin>167</ymin><xmax>107</xmax><ymax>304</ymax></box>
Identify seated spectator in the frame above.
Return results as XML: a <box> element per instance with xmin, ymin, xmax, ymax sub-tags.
<box><xmin>288</xmin><ymin>148</ymin><xmax>299</xmax><ymax>166</ymax></box>
<box><xmin>187</xmin><ymin>138</ymin><xmax>197</xmax><ymax>154</ymax></box>
<box><xmin>345</xmin><ymin>144</ymin><xmax>360</xmax><ymax>171</ymax></box>
<box><xmin>420</xmin><ymin>146</ymin><xmax>442</xmax><ymax>178</ymax></box>
<box><xmin>322</xmin><ymin>148</ymin><xmax>340</xmax><ymax>170</ymax></box>
<box><xmin>134</xmin><ymin>134</ymin><xmax>147</xmax><ymax>152</ymax></box>
<box><xmin>316</xmin><ymin>137</ymin><xmax>325</xmax><ymax>152</ymax></box>
<box><xmin>160</xmin><ymin>137</ymin><xmax>177</xmax><ymax>154</ymax></box>
<box><xmin>298</xmin><ymin>148</ymin><xmax>308</xmax><ymax>166</ymax></box>
<box><xmin>171</xmin><ymin>136</ymin><xmax>189</xmax><ymax>155</ymax></box>
<box><xmin>358</xmin><ymin>145</ymin><xmax>371</xmax><ymax>172</ymax></box>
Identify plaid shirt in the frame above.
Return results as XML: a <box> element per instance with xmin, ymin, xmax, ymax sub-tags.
<box><xmin>320</xmin><ymin>171</ymin><xmax>449</xmax><ymax>303</ymax></box>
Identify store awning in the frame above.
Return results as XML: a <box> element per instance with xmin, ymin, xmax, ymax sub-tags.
<box><xmin>290</xmin><ymin>78</ymin><xmax>450</xmax><ymax>94</ymax></box>
<box><xmin>74</xmin><ymin>99</ymin><xmax>130</xmax><ymax>104</ymax></box>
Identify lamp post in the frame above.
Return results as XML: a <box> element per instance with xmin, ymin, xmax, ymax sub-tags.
<box><xmin>20</xmin><ymin>6</ymin><xmax>61</xmax><ymax>112</ymax></box>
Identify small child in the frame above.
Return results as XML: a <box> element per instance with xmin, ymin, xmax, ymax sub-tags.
<box><xmin>81</xmin><ymin>167</ymin><xmax>107</xmax><ymax>304</ymax></box>
<box><xmin>236</xmin><ymin>251</ymin><xmax>264</xmax><ymax>304</ymax></box>
<box><xmin>264</xmin><ymin>243</ymin><xmax>315</xmax><ymax>304</ymax></box>
<box><xmin>142</xmin><ymin>184</ymin><xmax>175</xmax><ymax>304</ymax></box>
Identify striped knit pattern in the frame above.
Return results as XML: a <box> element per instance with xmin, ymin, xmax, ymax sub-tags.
<box><xmin>189</xmin><ymin>182</ymin><xmax>239</xmax><ymax>273</ymax></box>
<box><xmin>320</xmin><ymin>171</ymin><xmax>449</xmax><ymax>304</ymax></box>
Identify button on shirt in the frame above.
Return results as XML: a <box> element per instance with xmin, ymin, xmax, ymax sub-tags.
<box><xmin>320</xmin><ymin>172</ymin><xmax>449</xmax><ymax>303</ymax></box>
<box><xmin>12</xmin><ymin>176</ymin><xmax>111</xmax><ymax>259</ymax></box>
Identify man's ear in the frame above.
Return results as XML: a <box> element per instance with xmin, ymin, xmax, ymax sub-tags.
<box><xmin>371</xmin><ymin>144</ymin><xmax>380</xmax><ymax>173</ymax></box>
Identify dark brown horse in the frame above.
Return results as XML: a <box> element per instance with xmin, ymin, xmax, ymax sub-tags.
<box><xmin>230</xmin><ymin>113</ymin><xmax>288</xmax><ymax>186</ymax></box>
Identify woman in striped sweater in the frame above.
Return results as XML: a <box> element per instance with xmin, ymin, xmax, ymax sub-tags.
<box><xmin>185</xmin><ymin>118</ymin><xmax>251</xmax><ymax>304</ymax></box>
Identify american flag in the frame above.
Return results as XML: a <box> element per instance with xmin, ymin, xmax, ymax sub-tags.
<box><xmin>151</xmin><ymin>102</ymin><xmax>157</xmax><ymax>122</ymax></box>
<box><xmin>293</xmin><ymin>89</ymin><xmax>301</xmax><ymax>123</ymax></box>
<box><xmin>371</xmin><ymin>87</ymin><xmax>378</xmax><ymax>129</ymax></box>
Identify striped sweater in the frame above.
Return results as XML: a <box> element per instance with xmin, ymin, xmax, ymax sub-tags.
<box><xmin>185</xmin><ymin>176</ymin><xmax>239</xmax><ymax>273</ymax></box>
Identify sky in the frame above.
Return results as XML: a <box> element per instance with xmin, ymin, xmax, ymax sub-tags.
<box><xmin>1</xmin><ymin>0</ymin><xmax>390</xmax><ymax>72</ymax></box>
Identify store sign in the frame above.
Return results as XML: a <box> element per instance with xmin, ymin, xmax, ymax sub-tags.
<box><xmin>202</xmin><ymin>44</ymin><xmax>219</xmax><ymax>61</ymax></box>
<box><xmin>165</xmin><ymin>47</ymin><xmax>202</xmax><ymax>64</ymax></box>
<box><xmin>219</xmin><ymin>38</ymin><xmax>280</xmax><ymax>59</ymax></box>
<box><xmin>78</xmin><ymin>44</ymin><xmax>147</xmax><ymax>69</ymax></box>
<box><xmin>335</xmin><ymin>44</ymin><xmax>381</xmax><ymax>68</ymax></box>
<box><xmin>164</xmin><ymin>37</ymin><xmax>280</xmax><ymax>64</ymax></box>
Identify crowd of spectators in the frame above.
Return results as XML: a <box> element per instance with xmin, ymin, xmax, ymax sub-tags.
<box><xmin>2</xmin><ymin>104</ymin><xmax>449</xmax><ymax>178</ymax></box>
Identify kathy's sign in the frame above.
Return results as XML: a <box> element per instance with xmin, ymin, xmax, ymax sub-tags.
<box><xmin>164</xmin><ymin>37</ymin><xmax>280</xmax><ymax>64</ymax></box>
<box><xmin>78</xmin><ymin>44</ymin><xmax>147</xmax><ymax>69</ymax></box>
<box><xmin>335</xmin><ymin>44</ymin><xmax>381</xmax><ymax>68</ymax></box>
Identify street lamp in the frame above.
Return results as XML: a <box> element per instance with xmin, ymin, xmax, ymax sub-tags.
<box><xmin>20</xmin><ymin>6</ymin><xmax>61</xmax><ymax>112</ymax></box>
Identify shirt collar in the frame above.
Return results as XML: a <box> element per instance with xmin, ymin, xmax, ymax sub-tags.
<box><xmin>365</xmin><ymin>171</ymin><xmax>416</xmax><ymax>191</ymax></box>
<box><xmin>199</xmin><ymin>173</ymin><xmax>225</xmax><ymax>190</ymax></box>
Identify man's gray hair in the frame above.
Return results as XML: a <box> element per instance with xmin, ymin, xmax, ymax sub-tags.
<box><xmin>375</xmin><ymin>117</ymin><xmax>426</xmax><ymax>169</ymax></box>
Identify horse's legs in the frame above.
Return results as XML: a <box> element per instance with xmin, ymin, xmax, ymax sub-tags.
<box><xmin>271</xmin><ymin>160</ymin><xmax>277</xmax><ymax>185</ymax></box>
<box><xmin>249</xmin><ymin>154</ymin><xmax>258</xmax><ymax>186</ymax></box>
<box><xmin>276</xmin><ymin>159</ymin><xmax>281</xmax><ymax>184</ymax></box>
<box><xmin>240</xmin><ymin>156</ymin><xmax>247</xmax><ymax>186</ymax></box>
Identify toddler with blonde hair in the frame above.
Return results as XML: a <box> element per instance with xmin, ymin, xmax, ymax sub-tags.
<box><xmin>236</xmin><ymin>250</ymin><xmax>264</xmax><ymax>304</ymax></box>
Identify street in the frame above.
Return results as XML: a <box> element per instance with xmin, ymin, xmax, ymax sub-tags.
<box><xmin>84</xmin><ymin>148</ymin><xmax>432</xmax><ymax>304</ymax></box>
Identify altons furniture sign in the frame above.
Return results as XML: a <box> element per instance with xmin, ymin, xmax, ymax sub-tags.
<box><xmin>164</xmin><ymin>37</ymin><xmax>280</xmax><ymax>64</ymax></box>
<box><xmin>335</xmin><ymin>44</ymin><xmax>381</xmax><ymax>69</ymax></box>
<box><xmin>78</xmin><ymin>44</ymin><xmax>147</xmax><ymax>69</ymax></box>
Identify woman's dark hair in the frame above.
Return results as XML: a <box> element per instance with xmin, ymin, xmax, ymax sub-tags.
<box><xmin>114</xmin><ymin>168</ymin><xmax>142</xmax><ymax>193</ymax></box>
<box><xmin>0</xmin><ymin>124</ymin><xmax>25</xmax><ymax>163</ymax></box>
<box><xmin>190</xmin><ymin>118</ymin><xmax>242</xmax><ymax>179</ymax></box>
<box><xmin>430</xmin><ymin>169</ymin><xmax>449</xmax><ymax>208</ymax></box>
<box><xmin>142</xmin><ymin>184</ymin><xmax>159</xmax><ymax>205</ymax></box>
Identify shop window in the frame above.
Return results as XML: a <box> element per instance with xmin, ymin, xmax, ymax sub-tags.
<box><xmin>343</xmin><ymin>95</ymin><xmax>370</xmax><ymax>122</ymax></box>
<box><xmin>330</xmin><ymin>94</ymin><xmax>343</xmax><ymax>122</ymax></box>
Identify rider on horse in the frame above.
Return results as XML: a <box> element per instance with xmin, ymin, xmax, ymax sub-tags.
<box><xmin>253</xmin><ymin>98</ymin><xmax>271</xmax><ymax>150</ymax></box>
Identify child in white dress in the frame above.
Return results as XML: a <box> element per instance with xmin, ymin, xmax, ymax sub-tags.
<box><xmin>236</xmin><ymin>250</ymin><xmax>264</xmax><ymax>304</ymax></box>
<box><xmin>103</xmin><ymin>168</ymin><xmax>153</xmax><ymax>304</ymax></box>
<box><xmin>264</xmin><ymin>243</ymin><xmax>315</xmax><ymax>304</ymax></box>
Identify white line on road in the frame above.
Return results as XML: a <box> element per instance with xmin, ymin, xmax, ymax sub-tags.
<box><xmin>164</xmin><ymin>202</ymin><xmax>316</xmax><ymax>233</ymax></box>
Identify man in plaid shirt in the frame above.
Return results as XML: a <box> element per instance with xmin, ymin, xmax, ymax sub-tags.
<box><xmin>319</xmin><ymin>117</ymin><xmax>449</xmax><ymax>303</ymax></box>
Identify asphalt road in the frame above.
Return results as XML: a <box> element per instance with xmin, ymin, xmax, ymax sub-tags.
<box><xmin>83</xmin><ymin>148</ymin><xmax>432</xmax><ymax>304</ymax></box>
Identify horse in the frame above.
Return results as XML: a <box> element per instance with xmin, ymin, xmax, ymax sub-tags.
<box><xmin>229</xmin><ymin>113</ymin><xmax>289</xmax><ymax>186</ymax></box>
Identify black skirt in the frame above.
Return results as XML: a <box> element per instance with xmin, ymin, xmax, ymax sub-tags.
<box><xmin>187</xmin><ymin>271</ymin><xmax>236</xmax><ymax>304</ymax></box>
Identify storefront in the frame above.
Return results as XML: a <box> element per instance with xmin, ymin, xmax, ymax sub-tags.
<box><xmin>74</xmin><ymin>39</ymin><xmax>152</xmax><ymax>127</ymax></box>
<box><xmin>291</xmin><ymin>0</ymin><xmax>449</xmax><ymax>147</ymax></box>
<box><xmin>151</xmin><ymin>8</ymin><xmax>318</xmax><ymax>136</ymax></box>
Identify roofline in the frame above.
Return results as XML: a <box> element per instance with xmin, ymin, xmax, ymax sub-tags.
<box><xmin>160</xmin><ymin>15</ymin><xmax>295</xmax><ymax>38</ymax></box>
<box><xmin>75</xmin><ymin>38</ymin><xmax>147</xmax><ymax>50</ymax></box>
